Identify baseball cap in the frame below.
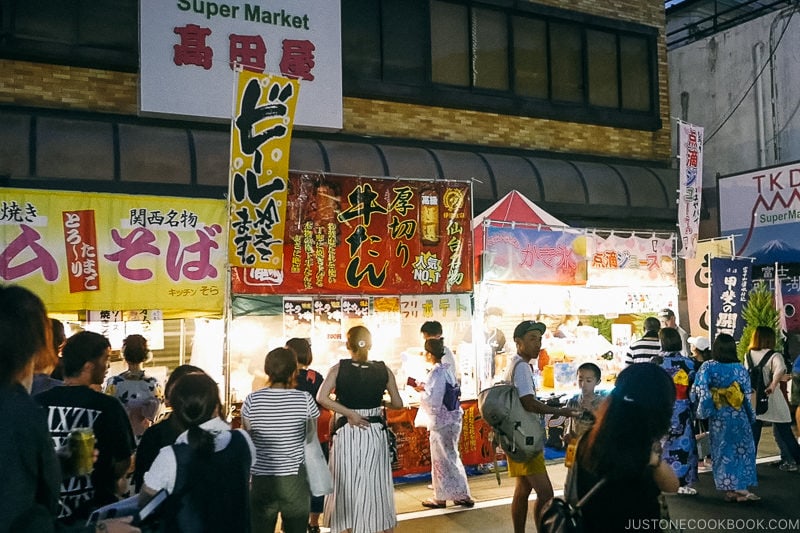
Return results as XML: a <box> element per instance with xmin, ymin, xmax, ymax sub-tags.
<box><xmin>658</xmin><ymin>308</ymin><xmax>674</xmax><ymax>318</ymax></box>
<box><xmin>513</xmin><ymin>320</ymin><xmax>546</xmax><ymax>339</ymax></box>
<box><xmin>688</xmin><ymin>336</ymin><xmax>710</xmax><ymax>351</ymax></box>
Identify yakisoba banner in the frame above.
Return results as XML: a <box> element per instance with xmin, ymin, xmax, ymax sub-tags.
<box><xmin>232</xmin><ymin>172</ymin><xmax>474</xmax><ymax>295</ymax></box>
<box><xmin>228</xmin><ymin>69</ymin><xmax>299</xmax><ymax>269</ymax></box>
<box><xmin>0</xmin><ymin>188</ymin><xmax>226</xmax><ymax>316</ymax></box>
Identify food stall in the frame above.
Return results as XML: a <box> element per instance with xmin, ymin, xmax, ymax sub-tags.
<box><xmin>470</xmin><ymin>191</ymin><xmax>679</xmax><ymax>442</ymax></box>
<box><xmin>229</xmin><ymin>171</ymin><xmax>487</xmax><ymax>476</ymax></box>
<box><xmin>0</xmin><ymin>187</ymin><xmax>229</xmax><ymax>386</ymax></box>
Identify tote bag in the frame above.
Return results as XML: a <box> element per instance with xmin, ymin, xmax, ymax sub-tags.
<box><xmin>305</xmin><ymin>419</ymin><xmax>333</xmax><ymax>496</ymax></box>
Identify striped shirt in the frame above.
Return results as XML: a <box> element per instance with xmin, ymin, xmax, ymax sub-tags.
<box><xmin>242</xmin><ymin>387</ymin><xmax>319</xmax><ymax>476</ymax></box>
<box><xmin>625</xmin><ymin>336</ymin><xmax>661</xmax><ymax>366</ymax></box>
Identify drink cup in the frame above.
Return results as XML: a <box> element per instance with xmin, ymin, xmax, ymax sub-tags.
<box><xmin>69</xmin><ymin>427</ymin><xmax>95</xmax><ymax>476</ymax></box>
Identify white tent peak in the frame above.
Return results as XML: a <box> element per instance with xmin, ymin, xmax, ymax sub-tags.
<box><xmin>472</xmin><ymin>190</ymin><xmax>565</xmax><ymax>230</ymax></box>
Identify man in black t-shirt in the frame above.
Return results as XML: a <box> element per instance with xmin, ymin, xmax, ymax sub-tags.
<box><xmin>35</xmin><ymin>331</ymin><xmax>135</xmax><ymax>525</ymax></box>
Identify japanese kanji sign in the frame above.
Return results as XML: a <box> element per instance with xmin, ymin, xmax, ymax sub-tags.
<box><xmin>677</xmin><ymin>122</ymin><xmax>704</xmax><ymax>259</ymax></box>
<box><xmin>587</xmin><ymin>233</ymin><xmax>675</xmax><ymax>287</ymax></box>
<box><xmin>0</xmin><ymin>188</ymin><xmax>226</xmax><ymax>316</ymax></box>
<box><xmin>231</xmin><ymin>172</ymin><xmax>473</xmax><ymax>295</ymax></box>
<box><xmin>139</xmin><ymin>0</ymin><xmax>341</xmax><ymax>129</ymax></box>
<box><xmin>709</xmin><ymin>257</ymin><xmax>751</xmax><ymax>341</ymax></box>
<box><xmin>228</xmin><ymin>69</ymin><xmax>298</xmax><ymax>269</ymax></box>
<box><xmin>482</xmin><ymin>226</ymin><xmax>588</xmax><ymax>285</ymax></box>
<box><xmin>684</xmin><ymin>237</ymin><xmax>733</xmax><ymax>339</ymax></box>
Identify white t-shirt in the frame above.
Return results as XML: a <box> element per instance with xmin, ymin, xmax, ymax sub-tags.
<box><xmin>143</xmin><ymin>417</ymin><xmax>255</xmax><ymax>493</ymax></box>
<box><xmin>504</xmin><ymin>354</ymin><xmax>536</xmax><ymax>398</ymax></box>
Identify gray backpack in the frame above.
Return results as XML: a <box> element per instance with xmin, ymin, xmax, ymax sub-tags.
<box><xmin>477</xmin><ymin>360</ymin><xmax>545</xmax><ymax>463</ymax></box>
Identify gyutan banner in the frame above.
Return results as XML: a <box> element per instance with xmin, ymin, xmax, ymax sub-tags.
<box><xmin>232</xmin><ymin>172</ymin><xmax>473</xmax><ymax>295</ymax></box>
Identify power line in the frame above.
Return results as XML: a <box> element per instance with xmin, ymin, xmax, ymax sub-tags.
<box><xmin>704</xmin><ymin>5</ymin><xmax>796</xmax><ymax>144</ymax></box>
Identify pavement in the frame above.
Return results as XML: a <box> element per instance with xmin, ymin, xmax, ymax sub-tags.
<box><xmin>389</xmin><ymin>432</ymin><xmax>800</xmax><ymax>532</ymax></box>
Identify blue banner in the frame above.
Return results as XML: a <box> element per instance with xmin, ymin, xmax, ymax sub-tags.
<box><xmin>710</xmin><ymin>257</ymin><xmax>751</xmax><ymax>341</ymax></box>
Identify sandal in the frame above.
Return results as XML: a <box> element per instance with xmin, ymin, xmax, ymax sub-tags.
<box><xmin>454</xmin><ymin>499</ymin><xmax>475</xmax><ymax>507</ymax></box>
<box><xmin>725</xmin><ymin>491</ymin><xmax>761</xmax><ymax>502</ymax></box>
<box><xmin>307</xmin><ymin>526</ymin><xmax>321</xmax><ymax>533</ymax></box>
<box><xmin>421</xmin><ymin>499</ymin><xmax>446</xmax><ymax>509</ymax></box>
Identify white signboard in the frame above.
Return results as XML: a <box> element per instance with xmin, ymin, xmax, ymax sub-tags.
<box><xmin>140</xmin><ymin>0</ymin><xmax>342</xmax><ymax>130</ymax></box>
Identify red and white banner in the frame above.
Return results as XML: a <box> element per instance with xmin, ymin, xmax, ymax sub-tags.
<box><xmin>677</xmin><ymin>122</ymin><xmax>704</xmax><ymax>259</ymax></box>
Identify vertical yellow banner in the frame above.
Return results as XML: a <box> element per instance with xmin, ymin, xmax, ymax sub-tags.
<box><xmin>228</xmin><ymin>70</ymin><xmax>299</xmax><ymax>268</ymax></box>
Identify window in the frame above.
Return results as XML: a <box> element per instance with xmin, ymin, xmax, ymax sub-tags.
<box><xmin>430</xmin><ymin>2</ymin><xmax>469</xmax><ymax>85</ymax></box>
<box><xmin>587</xmin><ymin>30</ymin><xmax>619</xmax><ymax>108</ymax></box>
<box><xmin>343</xmin><ymin>0</ymin><xmax>660</xmax><ymax>130</ymax></box>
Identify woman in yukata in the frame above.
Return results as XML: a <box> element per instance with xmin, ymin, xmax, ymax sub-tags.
<box><xmin>653</xmin><ymin>327</ymin><xmax>699</xmax><ymax>495</ymax></box>
<box><xmin>691</xmin><ymin>333</ymin><xmax>759</xmax><ymax>502</ymax></box>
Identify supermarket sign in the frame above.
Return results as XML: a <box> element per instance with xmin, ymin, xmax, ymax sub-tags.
<box><xmin>139</xmin><ymin>0</ymin><xmax>342</xmax><ymax>129</ymax></box>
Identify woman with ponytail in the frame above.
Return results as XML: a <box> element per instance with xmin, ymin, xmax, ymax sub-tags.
<box><xmin>140</xmin><ymin>373</ymin><xmax>255</xmax><ymax>532</ymax></box>
<box><xmin>317</xmin><ymin>325</ymin><xmax>403</xmax><ymax>533</ymax></box>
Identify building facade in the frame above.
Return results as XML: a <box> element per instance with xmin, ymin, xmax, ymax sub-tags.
<box><xmin>0</xmin><ymin>0</ymin><xmax>677</xmax><ymax>229</ymax></box>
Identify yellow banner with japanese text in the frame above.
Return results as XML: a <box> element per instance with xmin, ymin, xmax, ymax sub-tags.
<box><xmin>228</xmin><ymin>69</ymin><xmax>299</xmax><ymax>268</ymax></box>
<box><xmin>0</xmin><ymin>188</ymin><xmax>226</xmax><ymax>317</ymax></box>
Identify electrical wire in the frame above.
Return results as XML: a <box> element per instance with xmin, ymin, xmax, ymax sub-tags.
<box><xmin>703</xmin><ymin>5</ymin><xmax>797</xmax><ymax>144</ymax></box>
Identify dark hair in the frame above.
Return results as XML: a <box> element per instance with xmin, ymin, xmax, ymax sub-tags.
<box><xmin>346</xmin><ymin>326</ymin><xmax>372</xmax><ymax>362</ymax></box>
<box><xmin>122</xmin><ymin>334</ymin><xmax>149</xmax><ymax>364</ymax></box>
<box><xmin>580</xmin><ymin>363</ymin><xmax>675</xmax><ymax>479</ymax></box>
<box><xmin>285</xmin><ymin>338</ymin><xmax>312</xmax><ymax>366</ymax></box>
<box><xmin>420</xmin><ymin>321</ymin><xmax>443</xmax><ymax>337</ymax></box>
<box><xmin>61</xmin><ymin>331</ymin><xmax>111</xmax><ymax>378</ymax></box>
<box><xmin>712</xmin><ymin>333</ymin><xmax>739</xmax><ymax>363</ymax></box>
<box><xmin>0</xmin><ymin>285</ymin><xmax>51</xmax><ymax>385</ymax></box>
<box><xmin>170</xmin><ymin>373</ymin><xmax>221</xmax><ymax>454</ymax></box>
<box><xmin>578</xmin><ymin>362</ymin><xmax>601</xmax><ymax>381</ymax></box>
<box><xmin>165</xmin><ymin>364</ymin><xmax>205</xmax><ymax>403</ymax></box>
<box><xmin>748</xmin><ymin>326</ymin><xmax>776</xmax><ymax>350</ymax></box>
<box><xmin>265</xmin><ymin>347</ymin><xmax>297</xmax><ymax>387</ymax></box>
<box><xmin>35</xmin><ymin>318</ymin><xmax>63</xmax><ymax>373</ymax></box>
<box><xmin>643</xmin><ymin>317</ymin><xmax>661</xmax><ymax>334</ymax></box>
<box><xmin>424</xmin><ymin>338</ymin><xmax>446</xmax><ymax>361</ymax></box>
<box><xmin>658</xmin><ymin>327</ymin><xmax>683</xmax><ymax>353</ymax></box>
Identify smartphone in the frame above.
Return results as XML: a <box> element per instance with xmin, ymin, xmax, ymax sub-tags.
<box><xmin>406</xmin><ymin>377</ymin><xmax>418</xmax><ymax>387</ymax></box>
<box><xmin>133</xmin><ymin>489</ymin><xmax>169</xmax><ymax>526</ymax></box>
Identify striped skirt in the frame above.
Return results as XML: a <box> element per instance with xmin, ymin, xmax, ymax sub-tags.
<box><xmin>324</xmin><ymin>408</ymin><xmax>397</xmax><ymax>533</ymax></box>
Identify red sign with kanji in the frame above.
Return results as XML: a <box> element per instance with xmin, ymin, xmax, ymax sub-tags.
<box><xmin>232</xmin><ymin>172</ymin><xmax>473</xmax><ymax>295</ymax></box>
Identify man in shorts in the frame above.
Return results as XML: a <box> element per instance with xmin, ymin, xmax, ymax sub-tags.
<box><xmin>506</xmin><ymin>320</ymin><xmax>580</xmax><ymax>533</ymax></box>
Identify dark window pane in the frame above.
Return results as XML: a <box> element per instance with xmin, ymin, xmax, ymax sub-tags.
<box><xmin>549</xmin><ymin>23</ymin><xmax>582</xmax><ymax>103</ymax></box>
<box><xmin>14</xmin><ymin>0</ymin><xmax>77</xmax><ymax>43</ymax></box>
<box><xmin>473</xmin><ymin>7</ymin><xmax>508</xmax><ymax>91</ymax></box>
<box><xmin>430</xmin><ymin>1</ymin><xmax>469</xmax><ymax>86</ymax></box>
<box><xmin>342</xmin><ymin>0</ymin><xmax>381</xmax><ymax>80</ymax></box>
<box><xmin>78</xmin><ymin>0</ymin><xmax>137</xmax><ymax>49</ymax></box>
<box><xmin>587</xmin><ymin>30</ymin><xmax>618</xmax><ymax>108</ymax></box>
<box><xmin>620</xmin><ymin>35</ymin><xmax>651</xmax><ymax>111</ymax></box>
<box><xmin>513</xmin><ymin>17</ymin><xmax>548</xmax><ymax>99</ymax></box>
<box><xmin>382</xmin><ymin>0</ymin><xmax>426</xmax><ymax>83</ymax></box>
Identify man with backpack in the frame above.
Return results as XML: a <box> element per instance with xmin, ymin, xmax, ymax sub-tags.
<box><xmin>506</xmin><ymin>320</ymin><xmax>580</xmax><ymax>533</ymax></box>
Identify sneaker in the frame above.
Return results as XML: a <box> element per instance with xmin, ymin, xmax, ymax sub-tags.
<box><xmin>678</xmin><ymin>486</ymin><xmax>697</xmax><ymax>495</ymax></box>
<box><xmin>778</xmin><ymin>462</ymin><xmax>798</xmax><ymax>472</ymax></box>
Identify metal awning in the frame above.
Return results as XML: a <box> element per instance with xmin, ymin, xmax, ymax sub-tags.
<box><xmin>0</xmin><ymin>107</ymin><xmax>678</xmax><ymax>229</ymax></box>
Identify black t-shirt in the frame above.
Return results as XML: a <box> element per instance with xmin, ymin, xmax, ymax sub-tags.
<box><xmin>34</xmin><ymin>385</ymin><xmax>135</xmax><ymax>524</ymax></box>
<box><xmin>133</xmin><ymin>415</ymin><xmax>182</xmax><ymax>493</ymax></box>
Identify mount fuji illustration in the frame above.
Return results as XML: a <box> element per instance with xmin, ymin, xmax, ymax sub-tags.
<box><xmin>751</xmin><ymin>240</ymin><xmax>800</xmax><ymax>266</ymax></box>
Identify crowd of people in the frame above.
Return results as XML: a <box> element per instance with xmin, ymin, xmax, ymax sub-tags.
<box><xmin>4</xmin><ymin>284</ymin><xmax>800</xmax><ymax>533</ymax></box>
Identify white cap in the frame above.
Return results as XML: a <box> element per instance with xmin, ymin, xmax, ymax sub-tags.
<box><xmin>688</xmin><ymin>336</ymin><xmax>710</xmax><ymax>351</ymax></box>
